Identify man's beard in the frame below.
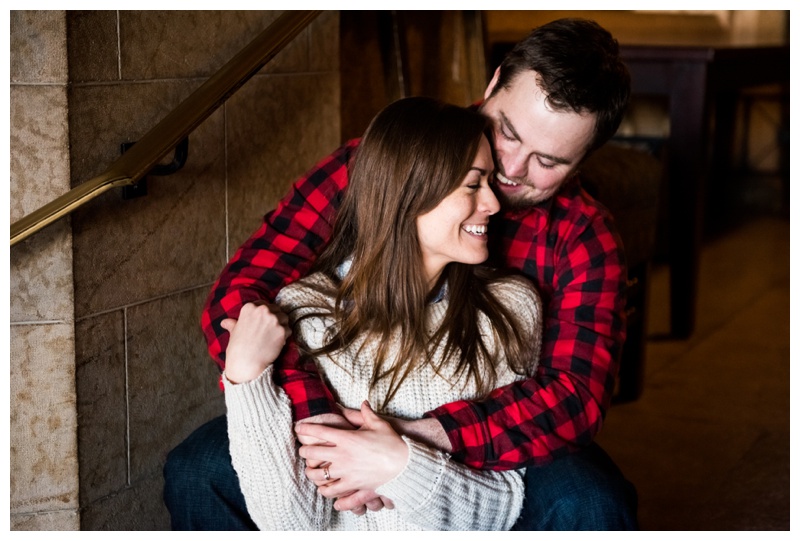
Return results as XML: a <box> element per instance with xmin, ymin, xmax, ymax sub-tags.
<box><xmin>493</xmin><ymin>184</ymin><xmax>545</xmax><ymax>211</ymax></box>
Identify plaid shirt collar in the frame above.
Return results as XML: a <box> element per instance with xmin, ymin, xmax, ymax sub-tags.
<box><xmin>497</xmin><ymin>191</ymin><xmax>553</xmax><ymax>233</ymax></box>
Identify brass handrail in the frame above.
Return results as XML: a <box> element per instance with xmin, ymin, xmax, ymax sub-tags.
<box><xmin>11</xmin><ymin>10</ymin><xmax>320</xmax><ymax>247</ymax></box>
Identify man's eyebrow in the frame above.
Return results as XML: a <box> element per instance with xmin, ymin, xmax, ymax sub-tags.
<box><xmin>500</xmin><ymin>111</ymin><xmax>571</xmax><ymax>165</ymax></box>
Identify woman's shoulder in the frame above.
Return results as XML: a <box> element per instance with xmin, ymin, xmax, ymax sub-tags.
<box><xmin>486</xmin><ymin>273</ymin><xmax>540</xmax><ymax>306</ymax></box>
<box><xmin>485</xmin><ymin>273</ymin><xmax>543</xmax><ymax>334</ymax></box>
<box><xmin>276</xmin><ymin>272</ymin><xmax>336</xmax><ymax>313</ymax></box>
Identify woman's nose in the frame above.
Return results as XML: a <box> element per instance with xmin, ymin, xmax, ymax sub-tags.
<box><xmin>481</xmin><ymin>186</ymin><xmax>501</xmax><ymax>215</ymax></box>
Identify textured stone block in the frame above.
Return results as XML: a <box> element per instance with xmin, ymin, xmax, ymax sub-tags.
<box><xmin>10</xmin><ymin>10</ymin><xmax>68</xmax><ymax>83</ymax></box>
<box><xmin>67</xmin><ymin>11</ymin><xmax>119</xmax><ymax>83</ymax></box>
<box><xmin>10</xmin><ymin>85</ymin><xmax>71</xmax><ymax>222</ymax></box>
<box><xmin>10</xmin><ymin>324</ymin><xmax>78</xmax><ymax>515</ymax></box>
<box><xmin>10</xmin><ymin>84</ymin><xmax>75</xmax><ymax>320</ymax></box>
<box><xmin>11</xmin><ymin>509</ymin><xmax>80</xmax><ymax>531</ymax></box>
<box><xmin>125</xmin><ymin>287</ymin><xmax>224</xmax><ymax>483</ymax></box>
<box><xmin>309</xmin><ymin>10</ymin><xmax>340</xmax><ymax>73</ymax></box>
<box><xmin>75</xmin><ymin>311</ymin><xmax>128</xmax><ymax>506</ymax></box>
<box><xmin>79</xmin><ymin>472</ymin><xmax>171</xmax><ymax>530</ymax></box>
<box><xmin>68</xmin><ymin>81</ymin><xmax>227</xmax><ymax>318</ymax></box>
<box><xmin>10</xmin><ymin>219</ymin><xmax>75</xmax><ymax>323</ymax></box>
<box><xmin>225</xmin><ymin>72</ymin><xmax>341</xmax><ymax>253</ymax></box>
<box><xmin>118</xmin><ymin>11</ymin><xmax>305</xmax><ymax>80</ymax></box>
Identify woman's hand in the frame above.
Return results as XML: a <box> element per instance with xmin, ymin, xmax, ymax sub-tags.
<box><xmin>222</xmin><ymin>302</ymin><xmax>292</xmax><ymax>384</ymax></box>
<box><xmin>295</xmin><ymin>401</ymin><xmax>408</xmax><ymax>503</ymax></box>
<box><xmin>296</xmin><ymin>412</ymin><xmax>395</xmax><ymax>514</ymax></box>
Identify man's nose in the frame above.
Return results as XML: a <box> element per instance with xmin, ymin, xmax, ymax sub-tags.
<box><xmin>502</xmin><ymin>151</ymin><xmax>528</xmax><ymax>179</ymax></box>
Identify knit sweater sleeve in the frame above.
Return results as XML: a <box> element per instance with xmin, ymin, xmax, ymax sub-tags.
<box><xmin>377</xmin><ymin>437</ymin><xmax>525</xmax><ymax>530</ymax></box>
<box><xmin>224</xmin><ymin>366</ymin><xmax>333</xmax><ymax>530</ymax></box>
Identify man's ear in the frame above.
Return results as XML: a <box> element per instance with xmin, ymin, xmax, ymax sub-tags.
<box><xmin>484</xmin><ymin>67</ymin><xmax>501</xmax><ymax>100</ymax></box>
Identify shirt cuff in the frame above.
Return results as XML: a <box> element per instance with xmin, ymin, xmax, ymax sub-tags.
<box><xmin>282</xmin><ymin>380</ymin><xmax>340</xmax><ymax>421</ymax></box>
<box><xmin>425</xmin><ymin>401</ymin><xmax>485</xmax><ymax>467</ymax></box>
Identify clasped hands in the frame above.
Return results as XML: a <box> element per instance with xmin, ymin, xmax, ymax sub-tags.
<box><xmin>295</xmin><ymin>402</ymin><xmax>408</xmax><ymax>515</ymax></box>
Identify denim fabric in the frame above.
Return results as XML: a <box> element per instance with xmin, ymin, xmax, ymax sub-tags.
<box><xmin>511</xmin><ymin>443</ymin><xmax>639</xmax><ymax>530</ymax></box>
<box><xmin>164</xmin><ymin>416</ymin><xmax>258</xmax><ymax>530</ymax></box>
<box><xmin>164</xmin><ymin>415</ymin><xmax>637</xmax><ymax>531</ymax></box>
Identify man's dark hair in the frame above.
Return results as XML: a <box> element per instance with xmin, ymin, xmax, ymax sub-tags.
<box><xmin>492</xmin><ymin>18</ymin><xmax>631</xmax><ymax>152</ymax></box>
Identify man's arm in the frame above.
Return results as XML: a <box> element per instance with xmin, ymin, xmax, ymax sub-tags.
<box><xmin>201</xmin><ymin>139</ymin><xmax>360</xmax><ymax>419</ymax></box>
<box><xmin>424</xmin><ymin>204</ymin><xmax>626</xmax><ymax>470</ymax></box>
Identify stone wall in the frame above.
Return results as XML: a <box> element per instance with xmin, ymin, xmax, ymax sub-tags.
<box><xmin>10</xmin><ymin>10</ymin><xmax>340</xmax><ymax>530</ymax></box>
<box><xmin>10</xmin><ymin>10</ymin><xmax>80</xmax><ymax>531</ymax></box>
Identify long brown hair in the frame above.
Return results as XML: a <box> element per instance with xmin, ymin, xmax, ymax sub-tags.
<box><xmin>306</xmin><ymin>97</ymin><xmax>531</xmax><ymax>407</ymax></box>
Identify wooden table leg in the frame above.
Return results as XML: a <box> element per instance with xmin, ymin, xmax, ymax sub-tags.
<box><xmin>667</xmin><ymin>62</ymin><xmax>709</xmax><ymax>339</ymax></box>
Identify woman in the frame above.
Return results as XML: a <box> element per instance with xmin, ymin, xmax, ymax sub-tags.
<box><xmin>221</xmin><ymin>97</ymin><xmax>543</xmax><ymax>530</ymax></box>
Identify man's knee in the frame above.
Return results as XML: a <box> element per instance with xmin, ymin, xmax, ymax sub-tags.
<box><xmin>515</xmin><ymin>443</ymin><xmax>638</xmax><ymax>530</ymax></box>
<box><xmin>163</xmin><ymin>415</ymin><xmax>257</xmax><ymax>530</ymax></box>
<box><xmin>164</xmin><ymin>415</ymin><xmax>230</xmax><ymax>492</ymax></box>
<box><xmin>541</xmin><ymin>477</ymin><xmax>638</xmax><ymax>530</ymax></box>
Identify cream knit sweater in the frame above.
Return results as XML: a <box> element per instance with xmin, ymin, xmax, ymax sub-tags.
<box><xmin>224</xmin><ymin>272</ymin><xmax>542</xmax><ymax>531</ymax></box>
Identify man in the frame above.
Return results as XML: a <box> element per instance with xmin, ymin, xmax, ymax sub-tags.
<box><xmin>164</xmin><ymin>17</ymin><xmax>637</xmax><ymax>530</ymax></box>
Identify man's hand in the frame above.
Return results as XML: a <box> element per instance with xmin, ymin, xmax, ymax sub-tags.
<box><xmin>341</xmin><ymin>405</ymin><xmax>452</xmax><ymax>453</ymax></box>
<box><xmin>295</xmin><ymin>413</ymin><xmax>354</xmax><ymax>456</ymax></box>
<box><xmin>330</xmin><ymin>489</ymin><xmax>394</xmax><ymax>514</ymax></box>
<box><xmin>310</xmin><ymin>405</ymin><xmax>451</xmax><ymax>514</ymax></box>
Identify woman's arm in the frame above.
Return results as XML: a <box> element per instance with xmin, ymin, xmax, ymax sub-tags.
<box><xmin>225</xmin><ymin>367</ymin><xmax>334</xmax><ymax>530</ymax></box>
<box><xmin>223</xmin><ymin>301</ymin><xmax>333</xmax><ymax>530</ymax></box>
<box><xmin>380</xmin><ymin>438</ymin><xmax>524</xmax><ymax>531</ymax></box>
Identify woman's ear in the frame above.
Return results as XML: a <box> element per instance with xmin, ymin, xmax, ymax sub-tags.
<box><xmin>484</xmin><ymin>67</ymin><xmax>501</xmax><ymax>100</ymax></box>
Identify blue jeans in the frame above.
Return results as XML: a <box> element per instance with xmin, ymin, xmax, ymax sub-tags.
<box><xmin>163</xmin><ymin>415</ymin><xmax>638</xmax><ymax>530</ymax></box>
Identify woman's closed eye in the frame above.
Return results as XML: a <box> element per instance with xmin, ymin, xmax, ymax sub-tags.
<box><xmin>463</xmin><ymin>170</ymin><xmax>486</xmax><ymax>191</ymax></box>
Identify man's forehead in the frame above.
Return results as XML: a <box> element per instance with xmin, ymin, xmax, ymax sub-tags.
<box><xmin>485</xmin><ymin>89</ymin><xmax>595</xmax><ymax>164</ymax></box>
<box><xmin>490</xmin><ymin>81</ymin><xmax>593</xmax><ymax>127</ymax></box>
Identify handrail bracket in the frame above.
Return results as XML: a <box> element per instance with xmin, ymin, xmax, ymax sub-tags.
<box><xmin>120</xmin><ymin>137</ymin><xmax>189</xmax><ymax>199</ymax></box>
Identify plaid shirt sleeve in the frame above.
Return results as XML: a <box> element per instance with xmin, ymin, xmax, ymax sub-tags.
<box><xmin>200</xmin><ymin>139</ymin><xmax>359</xmax><ymax>420</ymax></box>
<box><xmin>426</xmin><ymin>192</ymin><xmax>627</xmax><ymax>470</ymax></box>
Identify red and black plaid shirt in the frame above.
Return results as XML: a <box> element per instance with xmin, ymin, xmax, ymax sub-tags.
<box><xmin>201</xmin><ymin>138</ymin><xmax>627</xmax><ymax>470</ymax></box>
